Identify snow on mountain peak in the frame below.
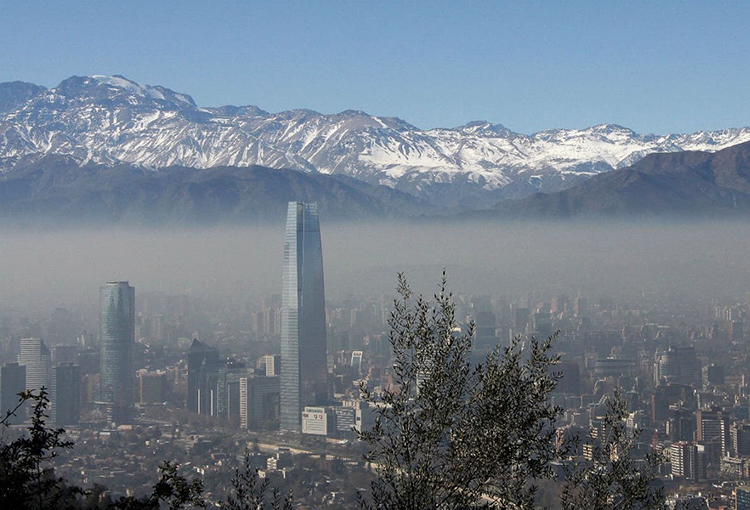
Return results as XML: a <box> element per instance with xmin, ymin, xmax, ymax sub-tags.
<box><xmin>57</xmin><ymin>74</ymin><xmax>197</xmax><ymax>107</ymax></box>
<box><xmin>90</xmin><ymin>75</ymin><xmax>145</xmax><ymax>92</ymax></box>
<box><xmin>2</xmin><ymin>75</ymin><xmax>750</xmax><ymax>205</ymax></box>
<box><xmin>455</xmin><ymin>121</ymin><xmax>511</xmax><ymax>136</ymax></box>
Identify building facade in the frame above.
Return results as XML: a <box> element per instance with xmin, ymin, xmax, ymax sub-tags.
<box><xmin>239</xmin><ymin>375</ymin><xmax>280</xmax><ymax>430</ymax></box>
<box><xmin>51</xmin><ymin>363</ymin><xmax>80</xmax><ymax>426</ymax></box>
<box><xmin>19</xmin><ymin>337</ymin><xmax>51</xmax><ymax>394</ymax></box>
<box><xmin>0</xmin><ymin>363</ymin><xmax>26</xmax><ymax>423</ymax></box>
<box><xmin>301</xmin><ymin>406</ymin><xmax>334</xmax><ymax>436</ymax></box>
<box><xmin>187</xmin><ymin>339</ymin><xmax>220</xmax><ymax>414</ymax></box>
<box><xmin>99</xmin><ymin>281</ymin><xmax>135</xmax><ymax>424</ymax></box>
<box><xmin>737</xmin><ymin>486</ymin><xmax>750</xmax><ymax>510</ymax></box>
<box><xmin>671</xmin><ymin>441</ymin><xmax>706</xmax><ymax>481</ymax></box>
<box><xmin>138</xmin><ymin>370</ymin><xmax>168</xmax><ymax>404</ymax></box>
<box><xmin>280</xmin><ymin>202</ymin><xmax>328</xmax><ymax>432</ymax></box>
<box><xmin>259</xmin><ymin>355</ymin><xmax>281</xmax><ymax>377</ymax></box>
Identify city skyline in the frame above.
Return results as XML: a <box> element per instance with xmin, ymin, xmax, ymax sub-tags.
<box><xmin>2</xmin><ymin>2</ymin><xmax>750</xmax><ymax>507</ymax></box>
<box><xmin>1</xmin><ymin>247</ymin><xmax>750</xmax><ymax>506</ymax></box>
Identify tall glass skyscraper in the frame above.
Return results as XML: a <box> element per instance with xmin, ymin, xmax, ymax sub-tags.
<box><xmin>186</xmin><ymin>338</ymin><xmax>220</xmax><ymax>415</ymax></box>
<box><xmin>99</xmin><ymin>281</ymin><xmax>135</xmax><ymax>424</ymax></box>
<box><xmin>280</xmin><ymin>202</ymin><xmax>328</xmax><ymax>432</ymax></box>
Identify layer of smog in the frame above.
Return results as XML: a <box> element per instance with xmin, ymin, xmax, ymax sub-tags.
<box><xmin>2</xmin><ymin>219</ymin><xmax>747</xmax><ymax>319</ymax></box>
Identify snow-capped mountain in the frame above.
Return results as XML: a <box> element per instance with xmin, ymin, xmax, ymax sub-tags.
<box><xmin>2</xmin><ymin>74</ymin><xmax>750</xmax><ymax>205</ymax></box>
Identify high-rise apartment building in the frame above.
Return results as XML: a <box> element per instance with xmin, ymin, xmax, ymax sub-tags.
<box><xmin>654</xmin><ymin>346</ymin><xmax>701</xmax><ymax>387</ymax></box>
<box><xmin>472</xmin><ymin>296</ymin><xmax>498</xmax><ymax>353</ymax></box>
<box><xmin>19</xmin><ymin>337</ymin><xmax>51</xmax><ymax>393</ymax></box>
<box><xmin>351</xmin><ymin>351</ymin><xmax>363</xmax><ymax>373</ymax></box>
<box><xmin>738</xmin><ymin>486</ymin><xmax>750</xmax><ymax>510</ymax></box>
<box><xmin>670</xmin><ymin>441</ymin><xmax>706</xmax><ymax>481</ymax></box>
<box><xmin>730</xmin><ymin>423</ymin><xmax>750</xmax><ymax>457</ymax></box>
<box><xmin>509</xmin><ymin>304</ymin><xmax>529</xmax><ymax>339</ymax></box>
<box><xmin>99</xmin><ymin>281</ymin><xmax>135</xmax><ymax>424</ymax></box>
<box><xmin>258</xmin><ymin>354</ymin><xmax>281</xmax><ymax>377</ymax></box>
<box><xmin>280</xmin><ymin>202</ymin><xmax>328</xmax><ymax>432</ymax></box>
<box><xmin>138</xmin><ymin>370</ymin><xmax>168</xmax><ymax>404</ymax></box>
<box><xmin>697</xmin><ymin>408</ymin><xmax>728</xmax><ymax>443</ymax></box>
<box><xmin>216</xmin><ymin>362</ymin><xmax>249</xmax><ymax>419</ymax></box>
<box><xmin>239</xmin><ymin>375</ymin><xmax>280</xmax><ymax>430</ymax></box>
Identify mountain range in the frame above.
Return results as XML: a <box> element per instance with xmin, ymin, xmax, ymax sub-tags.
<box><xmin>491</xmin><ymin>139</ymin><xmax>750</xmax><ymax>219</ymax></box>
<box><xmin>4</xmin><ymin>140</ymin><xmax>750</xmax><ymax>224</ymax></box>
<box><xmin>0</xmin><ymin>155</ymin><xmax>433</xmax><ymax>225</ymax></box>
<box><xmin>3</xmin><ymin>75</ymin><xmax>750</xmax><ymax>209</ymax></box>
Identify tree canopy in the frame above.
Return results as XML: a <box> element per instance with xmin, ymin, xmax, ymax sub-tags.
<box><xmin>358</xmin><ymin>273</ymin><xmax>567</xmax><ymax>509</ymax></box>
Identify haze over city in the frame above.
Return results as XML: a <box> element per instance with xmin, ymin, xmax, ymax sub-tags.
<box><xmin>3</xmin><ymin>2</ymin><xmax>750</xmax><ymax>509</ymax></box>
<box><xmin>3</xmin><ymin>221</ymin><xmax>750</xmax><ymax>315</ymax></box>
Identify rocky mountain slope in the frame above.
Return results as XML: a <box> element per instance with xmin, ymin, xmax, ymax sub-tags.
<box><xmin>5</xmin><ymin>142</ymin><xmax>750</xmax><ymax>224</ymax></box>
<box><xmin>0</xmin><ymin>155</ymin><xmax>434</xmax><ymax>224</ymax></box>
<box><xmin>2</xmin><ymin>75</ymin><xmax>750</xmax><ymax>207</ymax></box>
<box><xmin>493</xmin><ymin>140</ymin><xmax>750</xmax><ymax>218</ymax></box>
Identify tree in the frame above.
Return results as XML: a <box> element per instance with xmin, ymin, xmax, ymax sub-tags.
<box><xmin>220</xmin><ymin>451</ymin><xmax>293</xmax><ymax>510</ymax></box>
<box><xmin>0</xmin><ymin>388</ymin><xmax>79</xmax><ymax>510</ymax></box>
<box><xmin>114</xmin><ymin>461</ymin><xmax>206</xmax><ymax>510</ymax></box>
<box><xmin>357</xmin><ymin>273</ymin><xmax>566</xmax><ymax>509</ymax></box>
<box><xmin>560</xmin><ymin>389</ymin><xmax>664</xmax><ymax>510</ymax></box>
<box><xmin>0</xmin><ymin>391</ymin><xmax>291</xmax><ymax>510</ymax></box>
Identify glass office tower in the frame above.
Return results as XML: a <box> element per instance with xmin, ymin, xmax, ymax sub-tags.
<box><xmin>1</xmin><ymin>363</ymin><xmax>26</xmax><ymax>424</ymax></box>
<box><xmin>280</xmin><ymin>202</ymin><xmax>328</xmax><ymax>432</ymax></box>
<box><xmin>18</xmin><ymin>337</ymin><xmax>50</xmax><ymax>393</ymax></box>
<box><xmin>187</xmin><ymin>338</ymin><xmax>220</xmax><ymax>414</ymax></box>
<box><xmin>51</xmin><ymin>362</ymin><xmax>81</xmax><ymax>426</ymax></box>
<box><xmin>100</xmin><ymin>281</ymin><xmax>135</xmax><ymax>424</ymax></box>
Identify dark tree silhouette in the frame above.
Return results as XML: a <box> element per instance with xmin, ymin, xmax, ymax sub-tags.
<box><xmin>357</xmin><ymin>273</ymin><xmax>566</xmax><ymax>509</ymax></box>
<box><xmin>0</xmin><ymin>390</ymin><xmax>206</xmax><ymax>510</ymax></box>
<box><xmin>113</xmin><ymin>461</ymin><xmax>206</xmax><ymax>510</ymax></box>
<box><xmin>219</xmin><ymin>451</ymin><xmax>293</xmax><ymax>510</ymax></box>
<box><xmin>0</xmin><ymin>388</ymin><xmax>78</xmax><ymax>509</ymax></box>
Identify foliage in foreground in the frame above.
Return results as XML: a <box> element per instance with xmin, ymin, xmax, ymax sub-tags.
<box><xmin>1</xmin><ymin>274</ymin><xmax>666</xmax><ymax>510</ymax></box>
<box><xmin>221</xmin><ymin>451</ymin><xmax>293</xmax><ymax>510</ymax></box>
<box><xmin>0</xmin><ymin>388</ymin><xmax>78</xmax><ymax>509</ymax></box>
<box><xmin>561</xmin><ymin>389</ymin><xmax>664</xmax><ymax>510</ymax></box>
<box><xmin>358</xmin><ymin>273</ymin><xmax>567</xmax><ymax>509</ymax></box>
<box><xmin>0</xmin><ymin>390</ymin><xmax>291</xmax><ymax>509</ymax></box>
<box><xmin>113</xmin><ymin>461</ymin><xmax>205</xmax><ymax>510</ymax></box>
<box><xmin>358</xmin><ymin>273</ymin><xmax>666</xmax><ymax>510</ymax></box>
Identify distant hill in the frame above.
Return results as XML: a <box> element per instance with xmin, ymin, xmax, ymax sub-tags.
<box><xmin>6</xmin><ymin>141</ymin><xmax>750</xmax><ymax>224</ymax></box>
<box><xmin>493</xmin><ymin>141</ymin><xmax>750</xmax><ymax>218</ymax></box>
<box><xmin>0</xmin><ymin>156</ymin><xmax>434</xmax><ymax>225</ymax></box>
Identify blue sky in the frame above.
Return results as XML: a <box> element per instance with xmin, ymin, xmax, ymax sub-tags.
<box><xmin>1</xmin><ymin>1</ymin><xmax>748</xmax><ymax>134</ymax></box>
